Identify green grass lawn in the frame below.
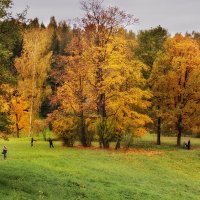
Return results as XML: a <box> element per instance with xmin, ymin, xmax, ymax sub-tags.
<box><xmin>0</xmin><ymin>137</ymin><xmax>200</xmax><ymax>200</ymax></box>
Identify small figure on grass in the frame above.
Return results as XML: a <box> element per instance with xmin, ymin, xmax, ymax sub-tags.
<box><xmin>183</xmin><ymin>141</ymin><xmax>187</xmax><ymax>148</ymax></box>
<box><xmin>31</xmin><ymin>137</ymin><xmax>36</xmax><ymax>147</ymax></box>
<box><xmin>48</xmin><ymin>138</ymin><xmax>54</xmax><ymax>148</ymax></box>
<box><xmin>183</xmin><ymin>140</ymin><xmax>191</xmax><ymax>150</ymax></box>
<box><xmin>2</xmin><ymin>145</ymin><xmax>7</xmax><ymax>159</ymax></box>
<box><xmin>187</xmin><ymin>140</ymin><xmax>191</xmax><ymax>150</ymax></box>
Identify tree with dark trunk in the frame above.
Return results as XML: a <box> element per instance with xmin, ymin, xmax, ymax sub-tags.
<box><xmin>176</xmin><ymin>115</ymin><xmax>182</xmax><ymax>146</ymax></box>
<box><xmin>81</xmin><ymin>0</ymin><xmax>137</xmax><ymax>148</ymax></box>
<box><xmin>151</xmin><ymin>35</ymin><xmax>200</xmax><ymax>146</ymax></box>
<box><xmin>157</xmin><ymin>117</ymin><xmax>161</xmax><ymax>145</ymax></box>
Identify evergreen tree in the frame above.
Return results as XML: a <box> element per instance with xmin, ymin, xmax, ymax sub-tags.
<box><xmin>134</xmin><ymin>25</ymin><xmax>169</xmax><ymax>78</ymax></box>
<box><xmin>48</xmin><ymin>16</ymin><xmax>57</xmax><ymax>29</ymax></box>
<box><xmin>28</xmin><ymin>17</ymin><xmax>40</xmax><ymax>29</ymax></box>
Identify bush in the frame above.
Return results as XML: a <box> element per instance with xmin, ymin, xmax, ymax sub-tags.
<box><xmin>95</xmin><ymin>118</ymin><xmax>115</xmax><ymax>148</ymax></box>
<box><xmin>122</xmin><ymin>132</ymin><xmax>133</xmax><ymax>149</ymax></box>
<box><xmin>61</xmin><ymin>132</ymin><xmax>76</xmax><ymax>147</ymax></box>
<box><xmin>52</xmin><ymin>116</ymin><xmax>78</xmax><ymax>147</ymax></box>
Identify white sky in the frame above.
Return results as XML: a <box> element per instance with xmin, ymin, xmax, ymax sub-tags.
<box><xmin>12</xmin><ymin>0</ymin><xmax>200</xmax><ymax>34</ymax></box>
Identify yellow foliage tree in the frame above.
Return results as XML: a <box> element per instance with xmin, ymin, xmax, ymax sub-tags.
<box><xmin>9</xmin><ymin>95</ymin><xmax>29</xmax><ymax>137</ymax></box>
<box><xmin>152</xmin><ymin>34</ymin><xmax>200</xmax><ymax>146</ymax></box>
<box><xmin>50</xmin><ymin>28</ymin><xmax>152</xmax><ymax>148</ymax></box>
<box><xmin>87</xmin><ymin>31</ymin><xmax>152</xmax><ymax>148</ymax></box>
<box><xmin>80</xmin><ymin>0</ymin><xmax>151</xmax><ymax>148</ymax></box>
<box><xmin>0</xmin><ymin>84</ymin><xmax>12</xmax><ymax>137</ymax></box>
<box><xmin>15</xmin><ymin>28</ymin><xmax>52</xmax><ymax>136</ymax></box>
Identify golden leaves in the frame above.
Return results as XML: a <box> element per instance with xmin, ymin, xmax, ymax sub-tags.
<box><xmin>151</xmin><ymin>34</ymin><xmax>200</xmax><ymax>132</ymax></box>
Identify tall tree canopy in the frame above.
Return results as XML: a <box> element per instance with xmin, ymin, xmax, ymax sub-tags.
<box><xmin>49</xmin><ymin>0</ymin><xmax>152</xmax><ymax>148</ymax></box>
<box><xmin>15</xmin><ymin>28</ymin><xmax>52</xmax><ymax>136</ymax></box>
<box><xmin>79</xmin><ymin>0</ymin><xmax>140</xmax><ymax>148</ymax></box>
<box><xmin>0</xmin><ymin>0</ymin><xmax>24</xmax><ymax>136</ymax></box>
<box><xmin>151</xmin><ymin>34</ymin><xmax>200</xmax><ymax>146</ymax></box>
<box><xmin>134</xmin><ymin>26</ymin><xmax>169</xmax><ymax>78</ymax></box>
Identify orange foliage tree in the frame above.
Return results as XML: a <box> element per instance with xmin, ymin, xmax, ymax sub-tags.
<box><xmin>9</xmin><ymin>94</ymin><xmax>29</xmax><ymax>137</ymax></box>
<box><xmin>49</xmin><ymin>29</ymin><xmax>95</xmax><ymax>147</ymax></box>
<box><xmin>80</xmin><ymin>0</ymin><xmax>150</xmax><ymax>148</ymax></box>
<box><xmin>87</xmin><ymin>31</ymin><xmax>152</xmax><ymax>148</ymax></box>
<box><xmin>151</xmin><ymin>34</ymin><xmax>200</xmax><ymax>146</ymax></box>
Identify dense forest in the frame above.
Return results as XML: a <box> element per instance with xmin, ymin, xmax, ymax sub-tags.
<box><xmin>1</xmin><ymin>0</ymin><xmax>200</xmax><ymax>148</ymax></box>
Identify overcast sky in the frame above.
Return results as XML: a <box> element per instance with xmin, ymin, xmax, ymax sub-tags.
<box><xmin>12</xmin><ymin>0</ymin><xmax>200</xmax><ymax>35</ymax></box>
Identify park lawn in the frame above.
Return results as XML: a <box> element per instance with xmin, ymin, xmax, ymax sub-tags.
<box><xmin>0</xmin><ymin>138</ymin><xmax>199</xmax><ymax>200</ymax></box>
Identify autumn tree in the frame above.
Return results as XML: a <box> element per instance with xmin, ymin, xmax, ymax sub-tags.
<box><xmin>49</xmin><ymin>27</ymin><xmax>152</xmax><ymax>148</ymax></box>
<box><xmin>0</xmin><ymin>84</ymin><xmax>12</xmax><ymax>136</ymax></box>
<box><xmin>15</xmin><ymin>28</ymin><xmax>52</xmax><ymax>136</ymax></box>
<box><xmin>0</xmin><ymin>0</ymin><xmax>25</xmax><ymax>136</ymax></box>
<box><xmin>41</xmin><ymin>19</ymin><xmax>72</xmax><ymax>118</ymax></box>
<box><xmin>9</xmin><ymin>93</ymin><xmax>29</xmax><ymax>137</ymax></box>
<box><xmin>49</xmin><ymin>1</ymin><xmax>151</xmax><ymax>149</ymax></box>
<box><xmin>96</xmin><ymin>31</ymin><xmax>152</xmax><ymax>148</ymax></box>
<box><xmin>49</xmin><ymin>29</ymin><xmax>95</xmax><ymax>147</ymax></box>
<box><xmin>188</xmin><ymin>31</ymin><xmax>200</xmax><ymax>48</ymax></box>
<box><xmin>152</xmin><ymin>34</ymin><xmax>200</xmax><ymax>146</ymax></box>
<box><xmin>80</xmin><ymin>0</ymin><xmax>139</xmax><ymax>148</ymax></box>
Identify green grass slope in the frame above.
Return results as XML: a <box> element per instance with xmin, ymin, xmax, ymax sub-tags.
<box><xmin>0</xmin><ymin>138</ymin><xmax>199</xmax><ymax>200</ymax></box>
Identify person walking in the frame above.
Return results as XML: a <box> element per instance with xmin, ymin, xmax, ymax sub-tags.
<box><xmin>31</xmin><ymin>137</ymin><xmax>36</xmax><ymax>147</ymax></box>
<box><xmin>2</xmin><ymin>145</ymin><xmax>7</xmax><ymax>159</ymax></box>
<box><xmin>48</xmin><ymin>138</ymin><xmax>54</xmax><ymax>148</ymax></box>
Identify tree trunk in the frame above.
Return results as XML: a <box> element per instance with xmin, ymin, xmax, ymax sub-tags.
<box><xmin>115</xmin><ymin>138</ymin><xmax>121</xmax><ymax>150</ymax></box>
<box><xmin>177</xmin><ymin>127</ymin><xmax>182</xmax><ymax>146</ymax></box>
<box><xmin>29</xmin><ymin>56</ymin><xmax>36</xmax><ymax>137</ymax></box>
<box><xmin>177</xmin><ymin>115</ymin><xmax>182</xmax><ymax>146</ymax></box>
<box><xmin>80</xmin><ymin>125</ymin><xmax>87</xmax><ymax>147</ymax></box>
<box><xmin>97</xmin><ymin>93</ymin><xmax>106</xmax><ymax>118</ymax></box>
<box><xmin>157</xmin><ymin>117</ymin><xmax>161</xmax><ymax>145</ymax></box>
<box><xmin>102</xmin><ymin>139</ymin><xmax>110</xmax><ymax>148</ymax></box>
<box><xmin>79</xmin><ymin>75</ymin><xmax>90</xmax><ymax>147</ymax></box>
<box><xmin>62</xmin><ymin>137</ymin><xmax>74</xmax><ymax>147</ymax></box>
<box><xmin>96</xmin><ymin>68</ymin><xmax>106</xmax><ymax>117</ymax></box>
<box><xmin>80</xmin><ymin>111</ymin><xmax>87</xmax><ymax>147</ymax></box>
<box><xmin>97</xmin><ymin>95</ymin><xmax>109</xmax><ymax>148</ymax></box>
<box><xmin>99</xmin><ymin>141</ymin><xmax>102</xmax><ymax>148</ymax></box>
<box><xmin>29</xmin><ymin>100</ymin><xmax>33</xmax><ymax>137</ymax></box>
<box><xmin>96</xmin><ymin>68</ymin><xmax>108</xmax><ymax>148</ymax></box>
<box><xmin>16</xmin><ymin>124</ymin><xmax>20</xmax><ymax>138</ymax></box>
<box><xmin>15</xmin><ymin>114</ymin><xmax>20</xmax><ymax>138</ymax></box>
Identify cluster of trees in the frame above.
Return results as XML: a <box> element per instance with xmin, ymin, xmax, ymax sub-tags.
<box><xmin>0</xmin><ymin>0</ymin><xmax>26</xmax><ymax>137</ymax></box>
<box><xmin>1</xmin><ymin>0</ymin><xmax>200</xmax><ymax>148</ymax></box>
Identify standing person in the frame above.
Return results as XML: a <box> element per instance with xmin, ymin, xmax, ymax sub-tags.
<box><xmin>31</xmin><ymin>137</ymin><xmax>36</xmax><ymax>147</ymax></box>
<box><xmin>187</xmin><ymin>140</ymin><xmax>191</xmax><ymax>150</ymax></box>
<box><xmin>2</xmin><ymin>145</ymin><xmax>7</xmax><ymax>159</ymax></box>
<box><xmin>48</xmin><ymin>138</ymin><xmax>54</xmax><ymax>148</ymax></box>
<box><xmin>183</xmin><ymin>141</ymin><xmax>187</xmax><ymax>149</ymax></box>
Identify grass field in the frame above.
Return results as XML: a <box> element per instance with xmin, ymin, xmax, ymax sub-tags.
<box><xmin>0</xmin><ymin>136</ymin><xmax>200</xmax><ymax>200</ymax></box>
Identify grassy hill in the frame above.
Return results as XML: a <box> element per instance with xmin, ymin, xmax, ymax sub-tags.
<box><xmin>0</xmin><ymin>137</ymin><xmax>199</xmax><ymax>200</ymax></box>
